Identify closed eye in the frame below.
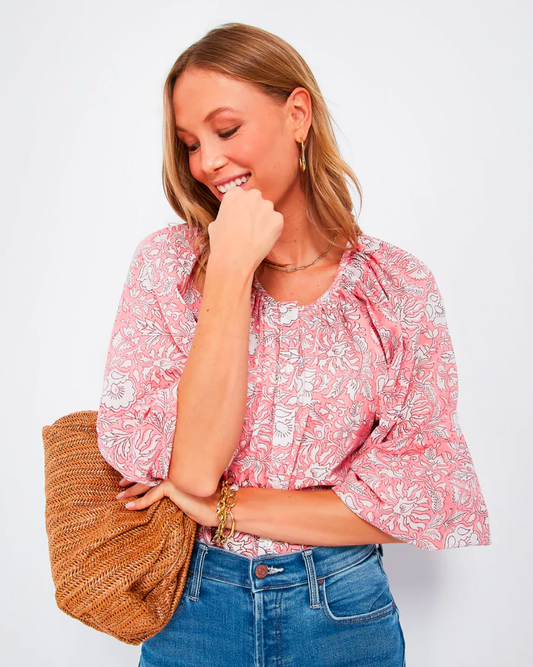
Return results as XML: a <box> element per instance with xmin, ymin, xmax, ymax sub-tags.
<box><xmin>184</xmin><ymin>126</ymin><xmax>240</xmax><ymax>154</ymax></box>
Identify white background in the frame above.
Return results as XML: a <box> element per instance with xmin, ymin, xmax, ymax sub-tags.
<box><xmin>1</xmin><ymin>1</ymin><xmax>530</xmax><ymax>665</ymax></box>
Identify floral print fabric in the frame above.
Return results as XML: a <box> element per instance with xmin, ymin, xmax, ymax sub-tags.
<box><xmin>96</xmin><ymin>224</ymin><xmax>491</xmax><ymax>556</ymax></box>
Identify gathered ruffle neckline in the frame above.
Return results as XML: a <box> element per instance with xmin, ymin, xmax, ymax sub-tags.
<box><xmin>175</xmin><ymin>223</ymin><xmax>378</xmax><ymax>313</ymax></box>
<box><xmin>252</xmin><ymin>246</ymin><xmax>356</xmax><ymax>312</ymax></box>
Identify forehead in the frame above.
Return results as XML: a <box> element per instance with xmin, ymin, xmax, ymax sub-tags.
<box><xmin>172</xmin><ymin>68</ymin><xmax>276</xmax><ymax>131</ymax></box>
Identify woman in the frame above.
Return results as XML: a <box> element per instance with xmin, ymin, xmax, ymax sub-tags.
<box><xmin>96</xmin><ymin>22</ymin><xmax>491</xmax><ymax>666</ymax></box>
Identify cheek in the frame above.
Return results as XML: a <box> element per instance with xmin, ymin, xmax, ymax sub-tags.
<box><xmin>188</xmin><ymin>157</ymin><xmax>203</xmax><ymax>183</ymax></box>
<box><xmin>232</xmin><ymin>132</ymin><xmax>266</xmax><ymax>166</ymax></box>
<box><xmin>257</xmin><ymin>133</ymin><xmax>299</xmax><ymax>186</ymax></box>
<box><xmin>242</xmin><ymin>130</ymin><xmax>294</xmax><ymax>179</ymax></box>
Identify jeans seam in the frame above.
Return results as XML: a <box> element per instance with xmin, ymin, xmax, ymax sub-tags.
<box><xmin>301</xmin><ymin>550</ymin><xmax>321</xmax><ymax>609</ymax></box>
<box><xmin>189</xmin><ymin>543</ymin><xmax>207</xmax><ymax>601</ymax></box>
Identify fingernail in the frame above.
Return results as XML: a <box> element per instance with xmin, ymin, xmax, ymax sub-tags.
<box><xmin>125</xmin><ymin>501</ymin><xmax>135</xmax><ymax>508</ymax></box>
<box><xmin>116</xmin><ymin>491</ymin><xmax>125</xmax><ymax>498</ymax></box>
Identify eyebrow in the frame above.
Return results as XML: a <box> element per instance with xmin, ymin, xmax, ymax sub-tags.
<box><xmin>175</xmin><ymin>106</ymin><xmax>239</xmax><ymax>132</ymax></box>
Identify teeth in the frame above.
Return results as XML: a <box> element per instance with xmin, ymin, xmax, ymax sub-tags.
<box><xmin>216</xmin><ymin>173</ymin><xmax>250</xmax><ymax>193</ymax></box>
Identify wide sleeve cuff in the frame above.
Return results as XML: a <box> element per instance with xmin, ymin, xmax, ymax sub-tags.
<box><xmin>332</xmin><ymin>251</ymin><xmax>492</xmax><ymax>550</ymax></box>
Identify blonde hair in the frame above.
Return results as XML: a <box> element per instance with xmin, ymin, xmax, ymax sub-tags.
<box><xmin>162</xmin><ymin>22</ymin><xmax>364</xmax><ymax>293</ymax></box>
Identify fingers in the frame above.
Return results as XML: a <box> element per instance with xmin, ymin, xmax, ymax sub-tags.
<box><xmin>124</xmin><ymin>482</ymin><xmax>166</xmax><ymax>510</ymax></box>
<box><xmin>116</xmin><ymin>481</ymin><xmax>157</xmax><ymax>501</ymax></box>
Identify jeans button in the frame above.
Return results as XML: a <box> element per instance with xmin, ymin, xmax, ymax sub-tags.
<box><xmin>255</xmin><ymin>564</ymin><xmax>268</xmax><ymax>579</ymax></box>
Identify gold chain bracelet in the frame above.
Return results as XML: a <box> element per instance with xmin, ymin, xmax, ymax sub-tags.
<box><xmin>211</xmin><ymin>478</ymin><xmax>238</xmax><ymax>546</ymax></box>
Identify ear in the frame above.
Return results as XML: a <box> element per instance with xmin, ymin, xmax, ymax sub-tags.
<box><xmin>286</xmin><ymin>86</ymin><xmax>312</xmax><ymax>142</ymax></box>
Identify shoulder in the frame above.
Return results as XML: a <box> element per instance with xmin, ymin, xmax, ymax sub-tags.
<box><xmin>130</xmin><ymin>223</ymin><xmax>201</xmax><ymax>281</ymax></box>
<box><xmin>355</xmin><ymin>232</ymin><xmax>437</xmax><ymax>298</ymax></box>
<box><xmin>132</xmin><ymin>223</ymin><xmax>200</xmax><ymax>259</ymax></box>
<box><xmin>353</xmin><ymin>233</ymin><xmax>451</xmax><ymax>333</ymax></box>
<box><xmin>122</xmin><ymin>223</ymin><xmax>203</xmax><ymax>303</ymax></box>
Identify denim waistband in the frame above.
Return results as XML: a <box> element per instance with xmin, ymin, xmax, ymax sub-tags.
<box><xmin>187</xmin><ymin>539</ymin><xmax>384</xmax><ymax>598</ymax></box>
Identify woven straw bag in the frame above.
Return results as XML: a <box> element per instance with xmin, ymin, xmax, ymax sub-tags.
<box><xmin>42</xmin><ymin>410</ymin><xmax>198</xmax><ymax>645</ymax></box>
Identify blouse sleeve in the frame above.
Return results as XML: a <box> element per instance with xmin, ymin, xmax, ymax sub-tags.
<box><xmin>95</xmin><ymin>227</ymin><xmax>197</xmax><ymax>486</ymax></box>
<box><xmin>331</xmin><ymin>240</ymin><xmax>492</xmax><ymax>550</ymax></box>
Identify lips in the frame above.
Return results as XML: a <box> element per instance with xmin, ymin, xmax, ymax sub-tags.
<box><xmin>213</xmin><ymin>172</ymin><xmax>251</xmax><ymax>188</ymax></box>
<box><xmin>216</xmin><ymin>173</ymin><xmax>251</xmax><ymax>196</ymax></box>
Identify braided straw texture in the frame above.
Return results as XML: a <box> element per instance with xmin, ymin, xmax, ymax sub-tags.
<box><xmin>42</xmin><ymin>410</ymin><xmax>198</xmax><ymax>645</ymax></box>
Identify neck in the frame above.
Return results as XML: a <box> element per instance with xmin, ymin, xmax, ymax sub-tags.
<box><xmin>265</xmin><ymin>184</ymin><xmax>346</xmax><ymax>267</ymax></box>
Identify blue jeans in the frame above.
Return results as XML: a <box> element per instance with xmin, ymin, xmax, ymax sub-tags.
<box><xmin>139</xmin><ymin>539</ymin><xmax>406</xmax><ymax>666</ymax></box>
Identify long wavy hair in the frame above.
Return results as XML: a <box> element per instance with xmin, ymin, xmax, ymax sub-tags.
<box><xmin>162</xmin><ymin>22</ymin><xmax>364</xmax><ymax>294</ymax></box>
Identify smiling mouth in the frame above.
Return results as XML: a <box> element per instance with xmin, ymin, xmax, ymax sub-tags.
<box><xmin>215</xmin><ymin>173</ymin><xmax>251</xmax><ymax>195</ymax></box>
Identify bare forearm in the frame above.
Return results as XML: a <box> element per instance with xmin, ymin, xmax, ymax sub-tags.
<box><xmin>217</xmin><ymin>487</ymin><xmax>404</xmax><ymax>546</ymax></box>
<box><xmin>168</xmin><ymin>257</ymin><xmax>253</xmax><ymax>497</ymax></box>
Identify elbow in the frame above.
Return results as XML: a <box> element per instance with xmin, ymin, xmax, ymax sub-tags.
<box><xmin>169</xmin><ymin>467</ymin><xmax>219</xmax><ymax>498</ymax></box>
<box><xmin>168</xmin><ymin>443</ymin><xmax>221</xmax><ymax>498</ymax></box>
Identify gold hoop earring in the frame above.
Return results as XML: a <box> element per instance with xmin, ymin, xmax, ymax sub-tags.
<box><xmin>299</xmin><ymin>140</ymin><xmax>306</xmax><ymax>172</ymax></box>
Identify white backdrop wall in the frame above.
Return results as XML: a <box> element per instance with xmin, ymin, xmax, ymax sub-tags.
<box><xmin>1</xmin><ymin>1</ymin><xmax>530</xmax><ymax>665</ymax></box>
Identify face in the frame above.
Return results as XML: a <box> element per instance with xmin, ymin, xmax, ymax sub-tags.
<box><xmin>172</xmin><ymin>67</ymin><xmax>310</xmax><ymax>206</ymax></box>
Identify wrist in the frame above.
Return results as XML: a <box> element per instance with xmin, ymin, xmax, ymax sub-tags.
<box><xmin>206</xmin><ymin>253</ymin><xmax>255</xmax><ymax>286</ymax></box>
<box><xmin>211</xmin><ymin>480</ymin><xmax>240</xmax><ymax>545</ymax></box>
<box><xmin>206</xmin><ymin>480</ymin><xmax>224</xmax><ymax>527</ymax></box>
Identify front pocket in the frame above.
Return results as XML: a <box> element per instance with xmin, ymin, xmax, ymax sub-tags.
<box><xmin>319</xmin><ymin>547</ymin><xmax>396</xmax><ymax>624</ymax></box>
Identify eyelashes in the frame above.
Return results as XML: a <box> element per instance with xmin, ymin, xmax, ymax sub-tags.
<box><xmin>184</xmin><ymin>126</ymin><xmax>241</xmax><ymax>154</ymax></box>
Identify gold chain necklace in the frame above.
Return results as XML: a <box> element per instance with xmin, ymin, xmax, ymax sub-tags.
<box><xmin>262</xmin><ymin>233</ymin><xmax>338</xmax><ymax>272</ymax></box>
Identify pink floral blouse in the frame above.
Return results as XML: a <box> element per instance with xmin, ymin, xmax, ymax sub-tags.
<box><xmin>96</xmin><ymin>223</ymin><xmax>491</xmax><ymax>556</ymax></box>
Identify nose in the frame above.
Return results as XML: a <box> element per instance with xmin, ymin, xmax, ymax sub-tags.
<box><xmin>200</xmin><ymin>139</ymin><xmax>227</xmax><ymax>177</ymax></box>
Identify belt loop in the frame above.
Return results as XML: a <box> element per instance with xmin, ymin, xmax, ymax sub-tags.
<box><xmin>301</xmin><ymin>549</ymin><xmax>321</xmax><ymax>609</ymax></box>
<box><xmin>377</xmin><ymin>543</ymin><xmax>384</xmax><ymax>557</ymax></box>
<box><xmin>189</xmin><ymin>543</ymin><xmax>208</xmax><ymax>601</ymax></box>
